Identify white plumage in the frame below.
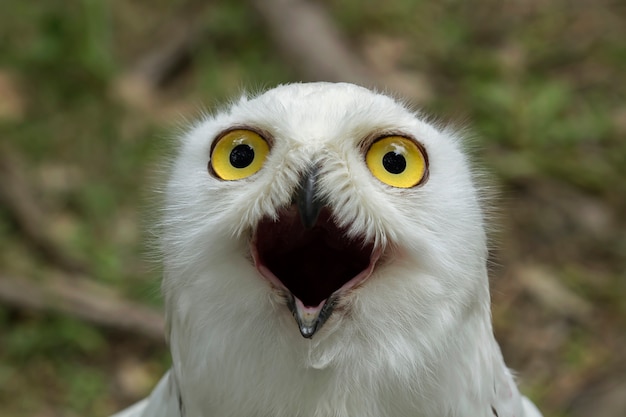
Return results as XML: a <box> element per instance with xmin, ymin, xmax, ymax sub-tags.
<box><xmin>113</xmin><ymin>82</ymin><xmax>542</xmax><ymax>417</ymax></box>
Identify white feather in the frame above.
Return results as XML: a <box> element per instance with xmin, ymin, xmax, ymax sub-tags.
<box><xmin>113</xmin><ymin>82</ymin><xmax>542</xmax><ymax>417</ymax></box>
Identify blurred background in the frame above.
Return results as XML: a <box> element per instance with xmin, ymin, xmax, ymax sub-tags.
<box><xmin>0</xmin><ymin>0</ymin><xmax>625</xmax><ymax>416</ymax></box>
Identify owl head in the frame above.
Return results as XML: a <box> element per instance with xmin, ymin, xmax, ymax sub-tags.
<box><xmin>161</xmin><ymin>82</ymin><xmax>489</xmax><ymax>351</ymax></box>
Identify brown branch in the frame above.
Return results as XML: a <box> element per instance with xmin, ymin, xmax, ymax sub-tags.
<box><xmin>111</xmin><ymin>15</ymin><xmax>207</xmax><ymax>111</ymax></box>
<box><xmin>0</xmin><ymin>273</ymin><xmax>165</xmax><ymax>341</ymax></box>
<box><xmin>112</xmin><ymin>28</ymin><xmax>197</xmax><ymax>108</ymax></box>
<box><xmin>0</xmin><ymin>146</ymin><xmax>88</xmax><ymax>274</ymax></box>
<box><xmin>514</xmin><ymin>264</ymin><xmax>593</xmax><ymax>323</ymax></box>
<box><xmin>250</xmin><ymin>0</ymin><xmax>375</xmax><ymax>86</ymax></box>
<box><xmin>250</xmin><ymin>0</ymin><xmax>430</xmax><ymax>102</ymax></box>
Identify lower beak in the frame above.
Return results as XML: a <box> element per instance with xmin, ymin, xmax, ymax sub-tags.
<box><xmin>288</xmin><ymin>295</ymin><xmax>336</xmax><ymax>338</ymax></box>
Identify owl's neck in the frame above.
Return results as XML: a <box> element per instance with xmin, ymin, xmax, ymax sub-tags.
<box><xmin>168</xmin><ymin>288</ymin><xmax>515</xmax><ymax>417</ymax></box>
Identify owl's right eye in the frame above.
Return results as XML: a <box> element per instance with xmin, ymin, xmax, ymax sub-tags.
<box><xmin>210</xmin><ymin>130</ymin><xmax>270</xmax><ymax>180</ymax></box>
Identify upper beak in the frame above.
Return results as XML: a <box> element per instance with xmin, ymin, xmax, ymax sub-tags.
<box><xmin>290</xmin><ymin>165</ymin><xmax>331</xmax><ymax>338</ymax></box>
<box><xmin>295</xmin><ymin>165</ymin><xmax>323</xmax><ymax>229</ymax></box>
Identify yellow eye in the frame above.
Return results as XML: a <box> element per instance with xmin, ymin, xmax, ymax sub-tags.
<box><xmin>210</xmin><ymin>130</ymin><xmax>270</xmax><ymax>180</ymax></box>
<box><xmin>365</xmin><ymin>136</ymin><xmax>428</xmax><ymax>188</ymax></box>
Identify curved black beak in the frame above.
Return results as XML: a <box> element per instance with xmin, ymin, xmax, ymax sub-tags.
<box><xmin>295</xmin><ymin>165</ymin><xmax>323</xmax><ymax>229</ymax></box>
<box><xmin>287</xmin><ymin>164</ymin><xmax>333</xmax><ymax>338</ymax></box>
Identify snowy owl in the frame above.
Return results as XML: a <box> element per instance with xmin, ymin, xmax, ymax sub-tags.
<box><xmin>112</xmin><ymin>82</ymin><xmax>542</xmax><ymax>417</ymax></box>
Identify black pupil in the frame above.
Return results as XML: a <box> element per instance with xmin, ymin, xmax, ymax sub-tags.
<box><xmin>230</xmin><ymin>144</ymin><xmax>255</xmax><ymax>168</ymax></box>
<box><xmin>382</xmin><ymin>151</ymin><xmax>406</xmax><ymax>174</ymax></box>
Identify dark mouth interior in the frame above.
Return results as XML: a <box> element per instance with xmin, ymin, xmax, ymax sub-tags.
<box><xmin>254</xmin><ymin>206</ymin><xmax>374</xmax><ymax>307</ymax></box>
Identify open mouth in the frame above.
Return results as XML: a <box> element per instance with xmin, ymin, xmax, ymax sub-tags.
<box><xmin>252</xmin><ymin>205</ymin><xmax>379</xmax><ymax>338</ymax></box>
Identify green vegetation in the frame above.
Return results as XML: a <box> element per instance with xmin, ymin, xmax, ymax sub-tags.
<box><xmin>1</xmin><ymin>1</ymin><xmax>624</xmax><ymax>416</ymax></box>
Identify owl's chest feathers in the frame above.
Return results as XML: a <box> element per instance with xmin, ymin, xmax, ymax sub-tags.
<box><xmin>173</xmin><ymin>305</ymin><xmax>499</xmax><ymax>417</ymax></box>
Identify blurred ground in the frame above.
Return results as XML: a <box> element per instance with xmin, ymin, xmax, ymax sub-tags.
<box><xmin>0</xmin><ymin>1</ymin><xmax>625</xmax><ymax>416</ymax></box>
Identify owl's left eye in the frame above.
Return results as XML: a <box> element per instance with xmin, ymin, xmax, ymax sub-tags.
<box><xmin>210</xmin><ymin>129</ymin><xmax>270</xmax><ymax>180</ymax></box>
<box><xmin>365</xmin><ymin>136</ymin><xmax>428</xmax><ymax>188</ymax></box>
